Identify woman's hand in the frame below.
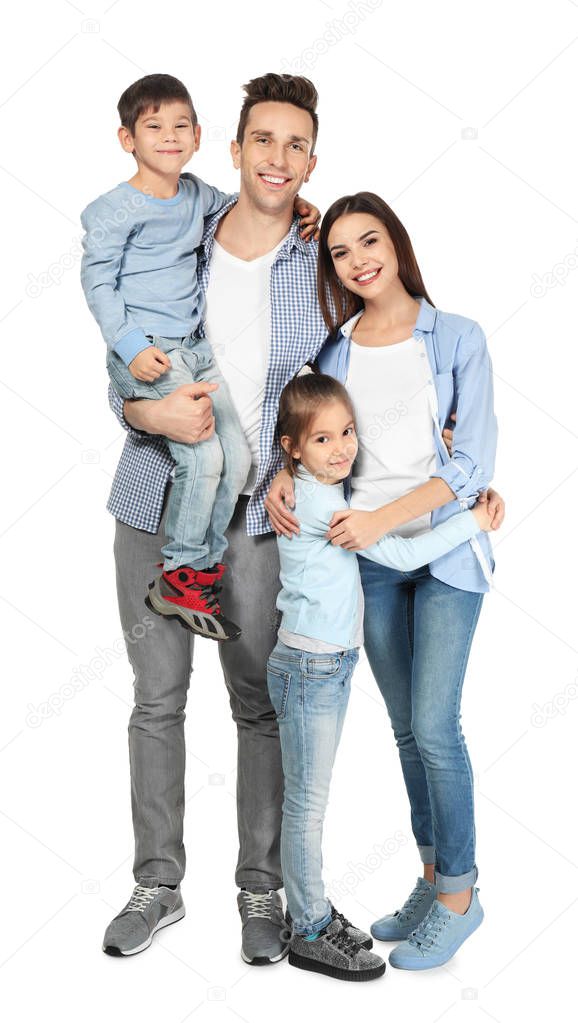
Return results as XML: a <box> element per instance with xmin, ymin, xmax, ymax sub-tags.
<box><xmin>442</xmin><ymin>412</ymin><xmax>456</xmax><ymax>454</ymax></box>
<box><xmin>475</xmin><ymin>487</ymin><xmax>505</xmax><ymax>530</ymax></box>
<box><xmin>325</xmin><ymin>508</ymin><xmax>385</xmax><ymax>551</ymax></box>
<box><xmin>265</xmin><ymin>469</ymin><xmax>300</xmax><ymax>537</ymax></box>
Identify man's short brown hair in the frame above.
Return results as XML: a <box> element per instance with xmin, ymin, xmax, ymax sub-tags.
<box><xmin>236</xmin><ymin>72</ymin><xmax>318</xmax><ymax>152</ymax></box>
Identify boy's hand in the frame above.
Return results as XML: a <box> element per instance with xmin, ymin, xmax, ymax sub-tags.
<box><xmin>129</xmin><ymin>346</ymin><xmax>171</xmax><ymax>382</ymax></box>
<box><xmin>265</xmin><ymin>468</ymin><xmax>300</xmax><ymax>537</ymax></box>
<box><xmin>294</xmin><ymin>194</ymin><xmax>320</xmax><ymax>242</ymax></box>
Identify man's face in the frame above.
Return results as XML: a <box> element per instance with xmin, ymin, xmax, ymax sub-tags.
<box><xmin>231</xmin><ymin>101</ymin><xmax>317</xmax><ymax>213</ymax></box>
<box><xmin>118</xmin><ymin>101</ymin><xmax>200</xmax><ymax>175</ymax></box>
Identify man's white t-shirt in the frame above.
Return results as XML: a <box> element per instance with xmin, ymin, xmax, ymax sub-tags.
<box><xmin>347</xmin><ymin>336</ymin><xmax>437</xmax><ymax>538</ymax></box>
<box><xmin>203</xmin><ymin>234</ymin><xmax>287</xmax><ymax>496</ymax></box>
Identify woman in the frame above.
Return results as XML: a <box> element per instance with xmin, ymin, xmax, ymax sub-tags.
<box><xmin>265</xmin><ymin>192</ymin><xmax>502</xmax><ymax>970</ymax></box>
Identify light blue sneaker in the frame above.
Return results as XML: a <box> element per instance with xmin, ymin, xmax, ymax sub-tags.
<box><xmin>389</xmin><ymin>887</ymin><xmax>484</xmax><ymax>970</ymax></box>
<box><xmin>371</xmin><ymin>877</ymin><xmax>436</xmax><ymax>942</ymax></box>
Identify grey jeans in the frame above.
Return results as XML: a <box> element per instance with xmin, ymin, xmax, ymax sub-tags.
<box><xmin>113</xmin><ymin>488</ymin><xmax>284</xmax><ymax>892</ymax></box>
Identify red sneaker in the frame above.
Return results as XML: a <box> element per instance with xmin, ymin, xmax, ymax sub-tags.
<box><xmin>145</xmin><ymin>566</ymin><xmax>240</xmax><ymax>641</ymax></box>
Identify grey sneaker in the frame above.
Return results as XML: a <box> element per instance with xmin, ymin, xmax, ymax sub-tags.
<box><xmin>237</xmin><ymin>889</ymin><xmax>289</xmax><ymax>965</ymax></box>
<box><xmin>371</xmin><ymin>876</ymin><xmax>436</xmax><ymax>942</ymax></box>
<box><xmin>286</xmin><ymin>902</ymin><xmax>373</xmax><ymax>949</ymax></box>
<box><xmin>102</xmin><ymin>883</ymin><xmax>185</xmax><ymax>956</ymax></box>
<box><xmin>289</xmin><ymin>918</ymin><xmax>385</xmax><ymax>982</ymax></box>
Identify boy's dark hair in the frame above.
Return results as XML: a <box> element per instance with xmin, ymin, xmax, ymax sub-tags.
<box><xmin>236</xmin><ymin>73</ymin><xmax>318</xmax><ymax>152</ymax></box>
<box><xmin>277</xmin><ymin>373</ymin><xmax>355</xmax><ymax>478</ymax></box>
<box><xmin>117</xmin><ymin>74</ymin><xmax>197</xmax><ymax>136</ymax></box>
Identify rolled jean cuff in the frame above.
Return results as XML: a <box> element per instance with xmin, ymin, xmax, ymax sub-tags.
<box><xmin>418</xmin><ymin>845</ymin><xmax>435</xmax><ymax>864</ymax></box>
<box><xmin>294</xmin><ymin>908</ymin><xmax>333</xmax><ymax>938</ymax></box>
<box><xmin>435</xmin><ymin>863</ymin><xmax>478</xmax><ymax>894</ymax></box>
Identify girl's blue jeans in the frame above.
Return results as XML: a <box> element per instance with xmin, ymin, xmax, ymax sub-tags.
<box><xmin>358</xmin><ymin>557</ymin><xmax>484</xmax><ymax>893</ymax></box>
<box><xmin>107</xmin><ymin>334</ymin><xmax>251</xmax><ymax>571</ymax></box>
<box><xmin>266</xmin><ymin>639</ymin><xmax>359</xmax><ymax>935</ymax></box>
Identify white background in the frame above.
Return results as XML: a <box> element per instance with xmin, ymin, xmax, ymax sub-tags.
<box><xmin>2</xmin><ymin>0</ymin><xmax>577</xmax><ymax>1019</ymax></box>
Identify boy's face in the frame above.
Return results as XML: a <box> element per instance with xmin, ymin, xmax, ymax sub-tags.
<box><xmin>231</xmin><ymin>101</ymin><xmax>317</xmax><ymax>215</ymax></box>
<box><xmin>327</xmin><ymin>213</ymin><xmax>399</xmax><ymax>300</ymax></box>
<box><xmin>282</xmin><ymin>399</ymin><xmax>358</xmax><ymax>485</ymax></box>
<box><xmin>118</xmin><ymin>101</ymin><xmax>200</xmax><ymax>175</ymax></box>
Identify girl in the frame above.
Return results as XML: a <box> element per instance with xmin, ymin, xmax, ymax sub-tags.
<box><xmin>268</xmin><ymin>372</ymin><xmax>493</xmax><ymax>981</ymax></box>
<box><xmin>266</xmin><ymin>192</ymin><xmax>500</xmax><ymax>971</ymax></box>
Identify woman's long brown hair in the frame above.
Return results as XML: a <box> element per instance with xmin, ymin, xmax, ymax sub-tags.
<box><xmin>317</xmin><ymin>191</ymin><xmax>434</xmax><ymax>334</ymax></box>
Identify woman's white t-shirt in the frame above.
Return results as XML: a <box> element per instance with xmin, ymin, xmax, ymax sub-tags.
<box><xmin>346</xmin><ymin>333</ymin><xmax>437</xmax><ymax>539</ymax></box>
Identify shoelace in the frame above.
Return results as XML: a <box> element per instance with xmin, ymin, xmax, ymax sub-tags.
<box><xmin>407</xmin><ymin>903</ymin><xmax>450</xmax><ymax>950</ymax></box>
<box><xmin>185</xmin><ymin>578</ymin><xmax>223</xmax><ymax>614</ymax></box>
<box><xmin>396</xmin><ymin>882</ymin><xmax>431</xmax><ymax>923</ymax></box>
<box><xmin>126</xmin><ymin>884</ymin><xmax>160</xmax><ymax>912</ymax></box>
<box><xmin>241</xmin><ymin>891</ymin><xmax>274</xmax><ymax>919</ymax></box>
<box><xmin>332</xmin><ymin>906</ymin><xmax>354</xmax><ymax>930</ymax></box>
<box><xmin>326</xmin><ymin>926</ymin><xmax>361</xmax><ymax>959</ymax></box>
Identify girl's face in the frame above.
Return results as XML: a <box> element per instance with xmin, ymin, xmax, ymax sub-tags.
<box><xmin>327</xmin><ymin>212</ymin><xmax>399</xmax><ymax>300</ymax></box>
<box><xmin>282</xmin><ymin>399</ymin><xmax>358</xmax><ymax>484</ymax></box>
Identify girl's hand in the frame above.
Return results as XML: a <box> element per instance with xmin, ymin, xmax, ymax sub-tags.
<box><xmin>293</xmin><ymin>194</ymin><xmax>321</xmax><ymax>242</ymax></box>
<box><xmin>265</xmin><ymin>469</ymin><xmax>300</xmax><ymax>537</ymax></box>
<box><xmin>476</xmin><ymin>487</ymin><xmax>505</xmax><ymax>530</ymax></box>
<box><xmin>326</xmin><ymin>508</ymin><xmax>385</xmax><ymax>551</ymax></box>
<box><xmin>129</xmin><ymin>346</ymin><xmax>171</xmax><ymax>382</ymax></box>
<box><xmin>472</xmin><ymin>499</ymin><xmax>494</xmax><ymax>532</ymax></box>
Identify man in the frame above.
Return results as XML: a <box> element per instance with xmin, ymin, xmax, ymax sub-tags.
<box><xmin>103</xmin><ymin>73</ymin><xmax>326</xmax><ymax>964</ymax></box>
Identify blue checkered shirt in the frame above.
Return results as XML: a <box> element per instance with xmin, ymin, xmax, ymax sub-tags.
<box><xmin>106</xmin><ymin>196</ymin><xmax>329</xmax><ymax>536</ymax></box>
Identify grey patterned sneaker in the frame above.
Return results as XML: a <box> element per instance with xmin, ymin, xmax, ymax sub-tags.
<box><xmin>237</xmin><ymin>889</ymin><xmax>289</xmax><ymax>965</ymax></box>
<box><xmin>289</xmin><ymin>918</ymin><xmax>385</xmax><ymax>982</ymax></box>
<box><xmin>286</xmin><ymin>902</ymin><xmax>373</xmax><ymax>950</ymax></box>
<box><xmin>330</xmin><ymin>903</ymin><xmax>373</xmax><ymax>949</ymax></box>
<box><xmin>102</xmin><ymin>883</ymin><xmax>185</xmax><ymax>956</ymax></box>
<box><xmin>371</xmin><ymin>876</ymin><xmax>436</xmax><ymax>942</ymax></box>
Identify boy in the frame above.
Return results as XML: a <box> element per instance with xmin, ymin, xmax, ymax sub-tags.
<box><xmin>80</xmin><ymin>73</ymin><xmax>319</xmax><ymax>641</ymax></box>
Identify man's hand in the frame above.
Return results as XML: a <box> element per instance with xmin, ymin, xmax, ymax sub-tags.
<box><xmin>442</xmin><ymin>412</ymin><xmax>456</xmax><ymax>455</ymax></box>
<box><xmin>476</xmin><ymin>487</ymin><xmax>505</xmax><ymax>530</ymax></box>
<box><xmin>326</xmin><ymin>508</ymin><xmax>384</xmax><ymax>551</ymax></box>
<box><xmin>129</xmin><ymin>346</ymin><xmax>171</xmax><ymax>382</ymax></box>
<box><xmin>265</xmin><ymin>468</ymin><xmax>300</xmax><ymax>537</ymax></box>
<box><xmin>124</xmin><ymin>382</ymin><xmax>219</xmax><ymax>444</ymax></box>
<box><xmin>294</xmin><ymin>194</ymin><xmax>320</xmax><ymax>242</ymax></box>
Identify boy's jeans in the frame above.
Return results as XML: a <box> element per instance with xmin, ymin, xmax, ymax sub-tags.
<box><xmin>358</xmin><ymin>557</ymin><xmax>484</xmax><ymax>893</ymax></box>
<box><xmin>266</xmin><ymin>638</ymin><xmax>360</xmax><ymax>935</ymax></box>
<box><xmin>107</xmin><ymin>334</ymin><xmax>251</xmax><ymax>571</ymax></box>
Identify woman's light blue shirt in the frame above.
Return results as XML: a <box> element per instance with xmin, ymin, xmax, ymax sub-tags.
<box><xmin>315</xmin><ymin>297</ymin><xmax>498</xmax><ymax>593</ymax></box>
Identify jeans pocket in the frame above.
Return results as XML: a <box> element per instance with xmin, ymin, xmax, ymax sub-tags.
<box><xmin>267</xmin><ymin>664</ymin><xmax>292</xmax><ymax>720</ymax></box>
<box><xmin>304</xmin><ymin>653</ymin><xmax>343</xmax><ymax>679</ymax></box>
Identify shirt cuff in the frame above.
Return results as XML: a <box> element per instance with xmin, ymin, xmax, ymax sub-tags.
<box><xmin>113</xmin><ymin>329</ymin><xmax>151</xmax><ymax>367</ymax></box>
<box><xmin>431</xmin><ymin>461</ymin><xmax>478</xmax><ymax>499</ymax></box>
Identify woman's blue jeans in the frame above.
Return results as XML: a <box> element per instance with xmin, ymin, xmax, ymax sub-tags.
<box><xmin>358</xmin><ymin>558</ymin><xmax>484</xmax><ymax>893</ymax></box>
<box><xmin>267</xmin><ymin>639</ymin><xmax>359</xmax><ymax>935</ymax></box>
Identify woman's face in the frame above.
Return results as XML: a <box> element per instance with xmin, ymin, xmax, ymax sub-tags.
<box><xmin>327</xmin><ymin>212</ymin><xmax>399</xmax><ymax>301</ymax></box>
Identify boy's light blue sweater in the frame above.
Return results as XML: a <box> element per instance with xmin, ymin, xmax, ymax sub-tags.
<box><xmin>80</xmin><ymin>173</ymin><xmax>231</xmax><ymax>366</ymax></box>
<box><xmin>276</xmin><ymin>467</ymin><xmax>482</xmax><ymax>650</ymax></box>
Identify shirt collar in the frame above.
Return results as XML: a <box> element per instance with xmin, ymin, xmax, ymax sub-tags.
<box><xmin>338</xmin><ymin>296</ymin><xmax>437</xmax><ymax>339</ymax></box>
<box><xmin>200</xmin><ymin>196</ymin><xmax>308</xmax><ymax>264</ymax></box>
